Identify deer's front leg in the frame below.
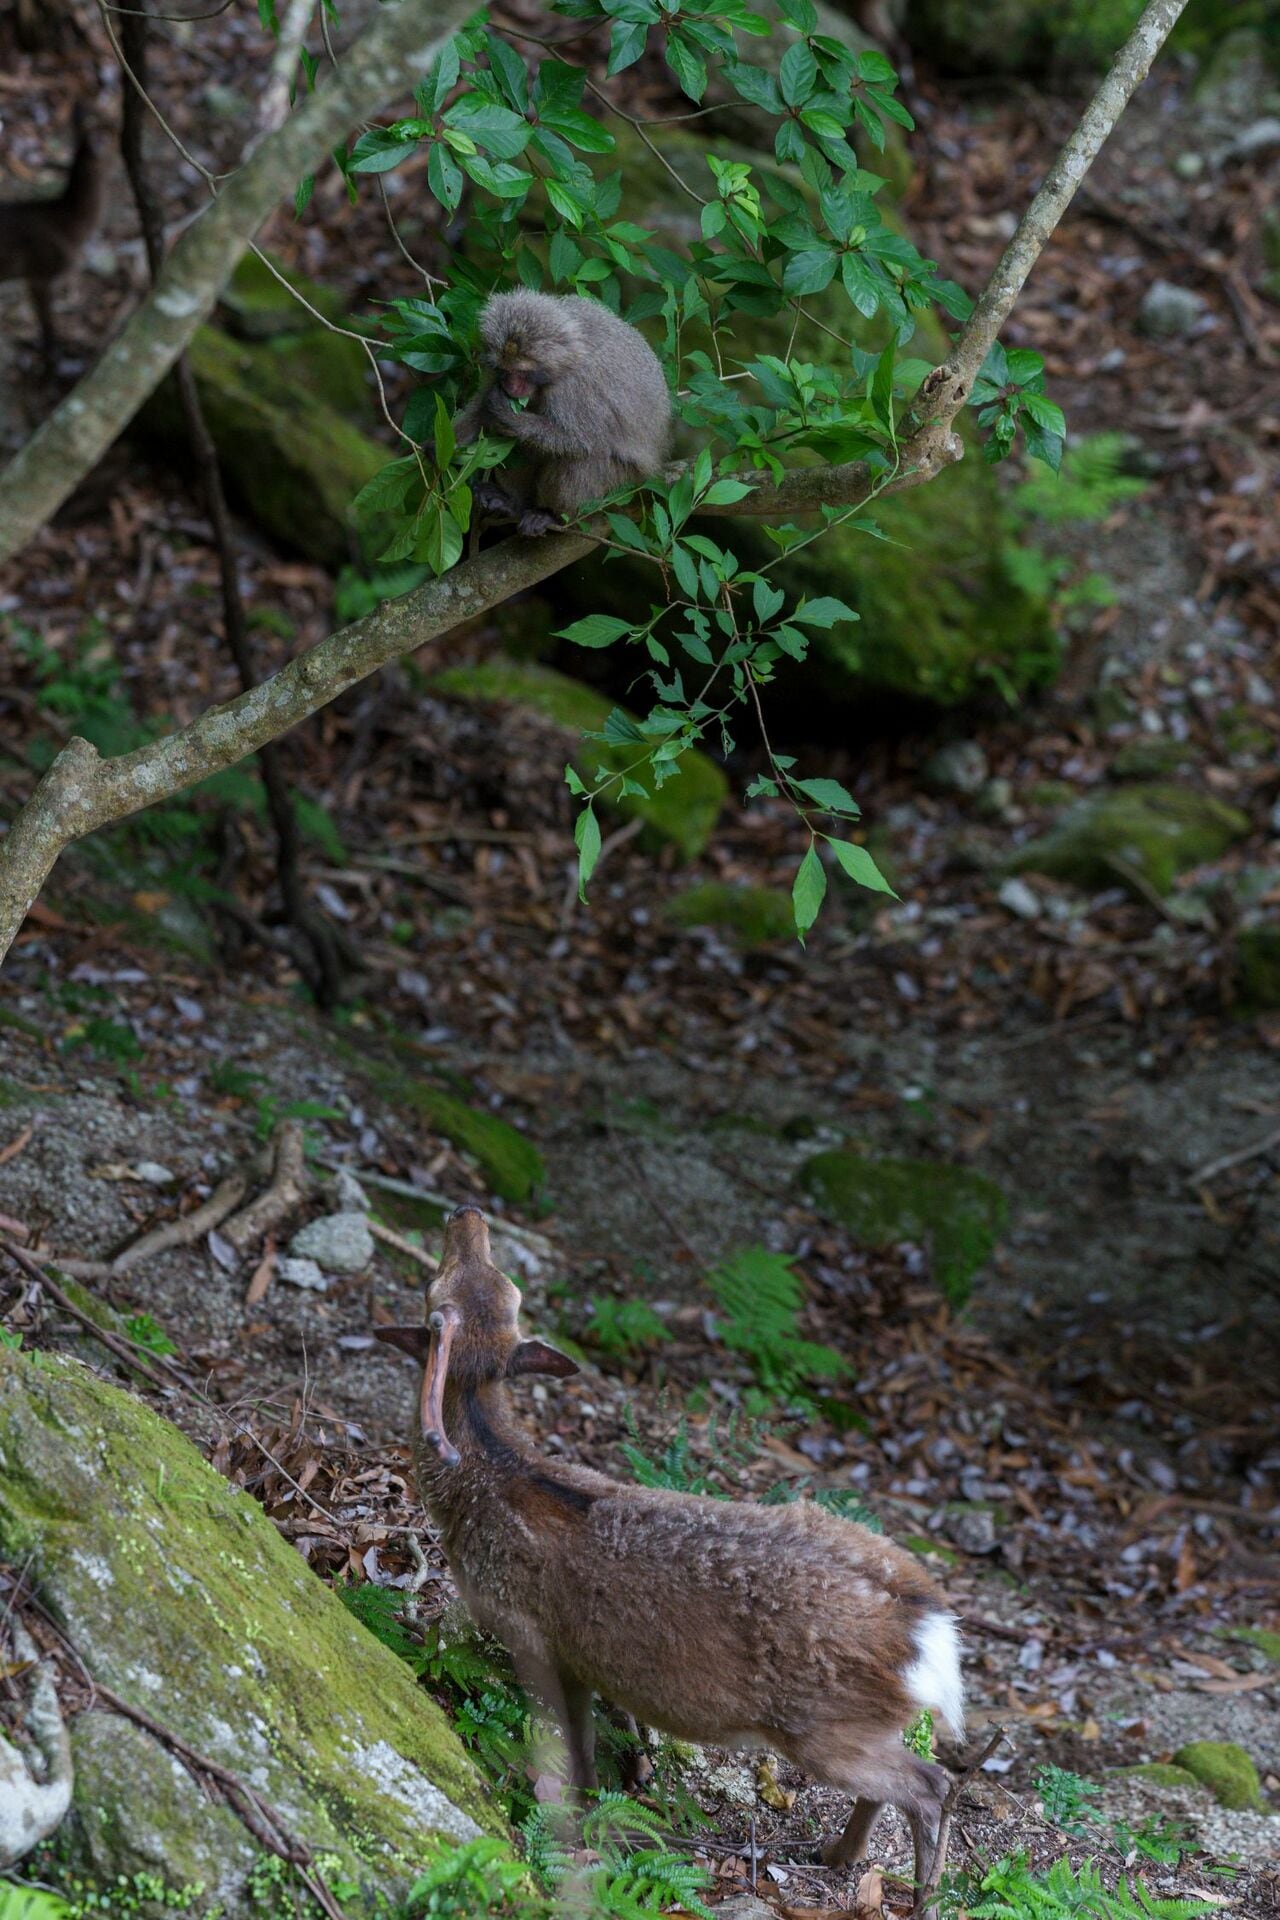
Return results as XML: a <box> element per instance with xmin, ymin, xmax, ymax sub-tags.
<box><xmin>560</xmin><ymin>1674</ymin><xmax>598</xmax><ymax>1795</ymax></box>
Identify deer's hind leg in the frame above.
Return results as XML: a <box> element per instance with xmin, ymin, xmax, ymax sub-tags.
<box><xmin>822</xmin><ymin>1796</ymin><xmax>883</xmax><ymax>1867</ymax></box>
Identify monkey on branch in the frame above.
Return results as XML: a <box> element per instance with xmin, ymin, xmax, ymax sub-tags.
<box><xmin>455</xmin><ymin>290</ymin><xmax>672</xmax><ymax>537</ymax></box>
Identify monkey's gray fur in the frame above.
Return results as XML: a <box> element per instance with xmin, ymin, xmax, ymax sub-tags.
<box><xmin>455</xmin><ymin>290</ymin><xmax>671</xmax><ymax>536</ymax></box>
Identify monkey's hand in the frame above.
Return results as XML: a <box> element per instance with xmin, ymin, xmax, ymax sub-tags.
<box><xmin>517</xmin><ymin>507</ymin><xmax>565</xmax><ymax>537</ymax></box>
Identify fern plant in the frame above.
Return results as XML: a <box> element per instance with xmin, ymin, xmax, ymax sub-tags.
<box><xmin>948</xmin><ymin>1853</ymin><xmax>1218</xmax><ymax>1920</ymax></box>
<box><xmin>708</xmin><ymin>1245</ymin><xmax>849</xmax><ymax>1407</ymax></box>
<box><xmin>338</xmin><ymin>1581</ymin><xmax>427</xmax><ymax>1670</ymax></box>
<box><xmin>0</xmin><ymin>1888</ymin><xmax>73</xmax><ymax>1920</ymax></box>
<box><xmin>395</xmin><ymin>1838</ymin><xmax>532</xmax><ymax>1918</ymax></box>
<box><xmin>619</xmin><ymin>1405</ymin><xmax>761</xmax><ymax>1497</ymax></box>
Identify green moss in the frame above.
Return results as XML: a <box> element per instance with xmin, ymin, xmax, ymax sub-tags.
<box><xmin>1171</xmin><ymin>1741</ymin><xmax>1267</xmax><ymax>1812</ymax></box>
<box><xmin>906</xmin><ymin>1</ymin><xmax>1276</xmax><ymax>75</ymax></box>
<box><xmin>799</xmin><ymin>1150</ymin><xmax>1007</xmax><ymax>1305</ymax></box>
<box><xmin>0</xmin><ymin>1349</ymin><xmax>505</xmax><ymax>1910</ymax></box>
<box><xmin>1111</xmin><ymin>739</ymin><xmax>1194</xmax><ymax>780</ymax></box>
<box><xmin>263</xmin><ymin>330</ymin><xmax>371</xmax><ymax>422</ymax></box>
<box><xmin>1239</xmin><ymin>925</ymin><xmax>1280</xmax><ymax>1010</ymax></box>
<box><xmin>1007</xmin><ymin>782</ymin><xmax>1248</xmax><ymax>897</ymax></box>
<box><xmin>139</xmin><ymin>328</ymin><xmax>386</xmax><ymax>568</ymax></box>
<box><xmin>219</xmin><ymin>251</ymin><xmax>348</xmax><ymax>340</ymax></box>
<box><xmin>663</xmin><ymin>882</ymin><xmax>795</xmax><ymax>947</ymax></box>
<box><xmin>339</xmin><ymin>1043</ymin><xmax>545</xmax><ymax>1205</ymax></box>
<box><xmin>1113</xmin><ymin>1763</ymin><xmax>1203</xmax><ymax>1791</ymax></box>
<box><xmin>1223</xmin><ymin>1627</ymin><xmax>1280</xmax><ymax>1667</ymax></box>
<box><xmin>428</xmin><ymin>661</ymin><xmax>727</xmax><ymax>860</ymax></box>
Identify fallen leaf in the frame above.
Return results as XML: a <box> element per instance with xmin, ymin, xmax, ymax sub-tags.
<box><xmin>757</xmin><ymin>1754</ymin><xmax>796</xmax><ymax>1811</ymax></box>
<box><xmin>855</xmin><ymin>1863</ymin><xmax>885</xmax><ymax>1917</ymax></box>
<box><xmin>244</xmin><ymin>1240</ymin><xmax>277</xmax><ymax>1308</ymax></box>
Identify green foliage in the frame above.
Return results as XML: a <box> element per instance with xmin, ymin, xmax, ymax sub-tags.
<box><xmin>8</xmin><ymin>619</ymin><xmax>149</xmax><ymax>762</ymax></box>
<box><xmin>582</xmin><ymin>1296</ymin><xmax>671</xmax><ymax>1359</ymax></box>
<box><xmin>5</xmin><ymin>1869</ymin><xmax>211</xmax><ymax>1918</ymax></box>
<box><xmin>329</xmin><ymin>3</ymin><xmax>1062</xmax><ymax>933</ymax></box>
<box><xmin>943</xmin><ymin>1853</ymin><xmax>1217</xmax><ymax>1920</ymax></box>
<box><xmin>1003</xmin><ymin>433</ymin><xmax>1149</xmax><ymax>628</ymax></box>
<box><xmin>338</xmin><ymin>1580</ymin><xmax>427</xmax><ymax>1668</ymax></box>
<box><xmin>903</xmin><ymin>1708</ymin><xmax>935</xmax><ymax>1759</ymax></box>
<box><xmin>0</xmin><ymin>1888</ymin><xmax>73</xmax><ymax>1920</ymax></box>
<box><xmin>63</xmin><ymin>1017</ymin><xmax>144</xmax><ymax>1067</ymax></box>
<box><xmin>1034</xmin><ymin>1763</ymin><xmax>1103</xmax><ymax>1836</ymax></box>
<box><xmin>1111</xmin><ymin>1815</ymin><xmax>1195</xmax><ymax>1867</ymax></box>
<box><xmin>251</xmin><ymin>1094</ymin><xmax>344</xmax><ymax>1147</ymax></box>
<box><xmin>708</xmin><ymin>1244</ymin><xmax>848</xmax><ymax>1406</ymax></box>
<box><xmin>395</xmin><ymin>1838</ymin><xmax>529</xmax><ymax>1918</ymax></box>
<box><xmin>758</xmin><ymin>1477</ymin><xmax>883</xmax><ymax>1531</ymax></box>
<box><xmin>521</xmin><ymin>1796</ymin><xmax>714</xmax><ymax>1919</ymax></box>
<box><xmin>619</xmin><ymin>1404</ymin><xmax>761</xmax><ymax>1496</ymax></box>
<box><xmin>123</xmin><ymin>1313</ymin><xmax>178</xmax><ymax>1357</ymax></box>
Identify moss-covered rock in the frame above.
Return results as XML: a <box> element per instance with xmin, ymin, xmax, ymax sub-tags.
<box><xmin>1113</xmin><ymin>1763</ymin><xmax>1204</xmax><ymax>1792</ymax></box>
<box><xmin>428</xmin><ymin>660</ymin><xmax>727</xmax><ymax>860</ymax></box>
<box><xmin>139</xmin><ymin>328</ymin><xmax>386</xmax><ymax>568</ymax></box>
<box><xmin>1172</xmin><ymin>1741</ymin><xmax>1267</xmax><ymax>1812</ymax></box>
<box><xmin>1111</xmin><ymin>738</ymin><xmax>1194</xmax><ymax>780</ymax></box>
<box><xmin>1239</xmin><ymin>923</ymin><xmax>1280</xmax><ymax>1010</ymax></box>
<box><xmin>906</xmin><ymin>1</ymin><xmax>1276</xmax><ymax>76</ymax></box>
<box><xmin>0</xmin><ymin>1349</ymin><xmax>504</xmax><ymax>1913</ymax></box>
<box><xmin>218</xmin><ymin>251</ymin><xmax>349</xmax><ymax>341</ymax></box>
<box><xmin>663</xmin><ymin>882</ymin><xmax>796</xmax><ymax>946</ymax></box>
<box><xmin>799</xmin><ymin>1150</ymin><xmax>1007</xmax><ymax>1305</ymax></box>
<box><xmin>1006</xmin><ymin>783</ymin><xmax>1249</xmax><ymax>897</ymax></box>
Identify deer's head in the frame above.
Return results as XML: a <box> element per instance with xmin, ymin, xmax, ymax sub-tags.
<box><xmin>374</xmin><ymin>1204</ymin><xmax>577</xmax><ymax>1465</ymax></box>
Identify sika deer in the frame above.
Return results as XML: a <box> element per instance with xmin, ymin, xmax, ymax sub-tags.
<box><xmin>376</xmin><ymin>1207</ymin><xmax>964</xmax><ymax>1907</ymax></box>
<box><xmin>0</xmin><ymin>104</ymin><xmax>105</xmax><ymax>367</ymax></box>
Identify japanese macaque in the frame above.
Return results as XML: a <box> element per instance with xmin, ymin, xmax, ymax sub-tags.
<box><xmin>0</xmin><ymin>103</ymin><xmax>105</xmax><ymax>367</ymax></box>
<box><xmin>455</xmin><ymin>290</ymin><xmax>671</xmax><ymax>536</ymax></box>
<box><xmin>376</xmin><ymin>1206</ymin><xmax>965</xmax><ymax>1911</ymax></box>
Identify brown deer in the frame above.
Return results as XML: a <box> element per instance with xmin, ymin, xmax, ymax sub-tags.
<box><xmin>376</xmin><ymin>1206</ymin><xmax>965</xmax><ymax>1908</ymax></box>
<box><xmin>0</xmin><ymin>103</ymin><xmax>105</xmax><ymax>367</ymax></box>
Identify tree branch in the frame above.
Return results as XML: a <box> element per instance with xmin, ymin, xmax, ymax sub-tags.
<box><xmin>0</xmin><ymin>0</ymin><xmax>475</xmax><ymax>565</ymax></box>
<box><xmin>0</xmin><ymin>0</ymin><xmax>1189</xmax><ymax>964</ymax></box>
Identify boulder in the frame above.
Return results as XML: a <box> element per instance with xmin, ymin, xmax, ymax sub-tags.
<box><xmin>1006</xmin><ymin>782</ymin><xmax>1249</xmax><ymax>896</ymax></box>
<box><xmin>1172</xmin><ymin>1741</ymin><xmax>1267</xmax><ymax>1812</ymax></box>
<box><xmin>0</xmin><ymin>1349</ymin><xmax>503</xmax><ymax>1912</ymax></box>
<box><xmin>139</xmin><ymin>327</ymin><xmax>387</xmax><ymax>569</ymax></box>
<box><xmin>663</xmin><ymin>882</ymin><xmax>797</xmax><ymax>947</ymax></box>
<box><xmin>428</xmin><ymin>660</ymin><xmax>727</xmax><ymax>861</ymax></box>
<box><xmin>1138</xmin><ymin>280</ymin><xmax>1207</xmax><ymax>339</ymax></box>
<box><xmin>799</xmin><ymin>1150</ymin><xmax>1007</xmax><ymax>1305</ymax></box>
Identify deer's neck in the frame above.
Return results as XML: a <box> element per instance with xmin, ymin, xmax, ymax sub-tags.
<box><xmin>414</xmin><ymin>1378</ymin><xmax>592</xmax><ymax>1558</ymax></box>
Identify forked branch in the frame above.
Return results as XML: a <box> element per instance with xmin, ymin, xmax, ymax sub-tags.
<box><xmin>0</xmin><ymin>0</ymin><xmax>1190</xmax><ymax>965</ymax></box>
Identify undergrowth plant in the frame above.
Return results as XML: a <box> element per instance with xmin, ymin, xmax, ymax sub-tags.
<box><xmin>942</xmin><ymin>1854</ymin><xmax>1217</xmax><ymax>1920</ymax></box>
<box><xmin>708</xmin><ymin>1243</ymin><xmax>849</xmax><ymax>1408</ymax></box>
<box><xmin>338</xmin><ymin>0</ymin><xmax>1067</xmax><ymax>933</ymax></box>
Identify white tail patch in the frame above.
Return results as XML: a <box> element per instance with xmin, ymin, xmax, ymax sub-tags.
<box><xmin>905</xmin><ymin>1611</ymin><xmax>964</xmax><ymax>1738</ymax></box>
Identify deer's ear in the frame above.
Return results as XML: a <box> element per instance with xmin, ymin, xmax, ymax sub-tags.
<box><xmin>374</xmin><ymin>1325</ymin><xmax>433</xmax><ymax>1360</ymax></box>
<box><xmin>507</xmin><ymin>1339</ymin><xmax>579</xmax><ymax>1379</ymax></box>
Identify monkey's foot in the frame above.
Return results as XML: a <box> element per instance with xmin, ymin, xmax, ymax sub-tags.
<box><xmin>517</xmin><ymin>508</ymin><xmax>565</xmax><ymax>537</ymax></box>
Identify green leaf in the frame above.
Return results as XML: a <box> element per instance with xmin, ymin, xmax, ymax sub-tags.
<box><xmin>832</xmin><ymin>839</ymin><xmax>895</xmax><ymax>895</ymax></box>
<box><xmin>485</xmin><ymin>31</ymin><xmax>529</xmax><ymax>111</ymax></box>
<box><xmin>840</xmin><ymin>251</ymin><xmax>881</xmax><ymax>319</ymax></box>
<box><xmin>549</xmin><ymin>228</ymin><xmax>583</xmax><ymax>283</ymax></box>
<box><xmin>349</xmin><ymin>129</ymin><xmax>419</xmax><ymax>174</ymax></box>
<box><xmin>444</xmin><ymin>98</ymin><xmax>531</xmax><ymax>159</ymax></box>
<box><xmin>794</xmin><ymin>776</ymin><xmax>858</xmax><ymax>815</ymax></box>
<box><xmin>351</xmin><ymin>456</ymin><xmax>418</xmax><ymax>519</ymax></box>
<box><xmin>557</xmin><ymin>614</ymin><xmax>633</xmax><ymax>649</ymax></box>
<box><xmin>870</xmin><ymin>340</ymin><xmax>895</xmax><ymax>433</ymax></box>
<box><xmin>753</xmin><ymin>579</ymin><xmax>785</xmax><ymax>622</ymax></box>
<box><xmin>779</xmin><ymin>41</ymin><xmax>818</xmax><ymax>106</ymax></box>
<box><xmin>540</xmin><ymin>105</ymin><xmax>615</xmax><ymax>152</ymax></box>
<box><xmin>427</xmin><ymin>142</ymin><xmax>464</xmax><ymax>211</ymax></box>
<box><xmin>792</xmin><ymin>843</ymin><xmax>826</xmax><ymax>938</ymax></box>
<box><xmin>666</xmin><ymin>30</ymin><xmax>707</xmax><ymax>101</ymax></box>
<box><xmin>600</xmin><ymin>707</ymin><xmax>646</xmax><ymax>744</ymax></box>
<box><xmin>792</xmin><ymin>596</ymin><xmax>857</xmax><ymax>628</ymax></box>
<box><xmin>575</xmin><ymin>805</ymin><xmax>601</xmax><ymax>901</ymax></box>
<box><xmin>1022</xmin><ymin>391</ymin><xmax>1067</xmax><ymax>437</ymax></box>
<box><xmin>534</xmin><ymin>58</ymin><xmax>585</xmax><ymax>119</ymax></box>
<box><xmin>433</xmin><ymin>393</ymin><xmax>455</xmax><ymax>470</ymax></box>
<box><xmin>608</xmin><ymin>19</ymin><xmax>648</xmax><ymax>73</ymax></box>
<box><xmin>293</xmin><ymin>172</ymin><xmax>315</xmax><ymax>218</ymax></box>
<box><xmin>671</xmin><ymin>543</ymin><xmax>701</xmax><ymax>601</ymax></box>
<box><xmin>703</xmin><ymin>478</ymin><xmax>754</xmax><ymax>505</ymax></box>
<box><xmin>782</xmin><ymin>247</ymin><xmax>837</xmax><ymax>296</ymax></box>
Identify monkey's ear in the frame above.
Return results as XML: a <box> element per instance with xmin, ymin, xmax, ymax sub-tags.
<box><xmin>374</xmin><ymin>1325</ymin><xmax>433</xmax><ymax>1361</ymax></box>
<box><xmin>507</xmin><ymin>1339</ymin><xmax>579</xmax><ymax>1379</ymax></box>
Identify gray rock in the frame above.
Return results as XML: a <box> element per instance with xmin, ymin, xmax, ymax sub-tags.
<box><xmin>998</xmin><ymin>877</ymin><xmax>1042</xmax><ymax>921</ymax></box>
<box><xmin>1222</xmin><ymin>116</ymin><xmax>1280</xmax><ymax>163</ymax></box>
<box><xmin>923</xmin><ymin>740</ymin><xmax>989</xmax><ymax>796</ymax></box>
<box><xmin>133</xmin><ymin>1161</ymin><xmax>176</xmax><ymax>1187</ymax></box>
<box><xmin>333</xmin><ymin>1166</ymin><xmax>369</xmax><ymax>1213</ymax></box>
<box><xmin>276</xmin><ymin>1255</ymin><xmax>328</xmax><ymax>1291</ymax></box>
<box><xmin>1173</xmin><ymin>151</ymin><xmax>1205</xmax><ymax>180</ymax></box>
<box><xmin>1138</xmin><ymin>280</ymin><xmax>1207</xmax><ymax>339</ymax></box>
<box><xmin>289</xmin><ymin>1210</ymin><xmax>374</xmax><ymax>1273</ymax></box>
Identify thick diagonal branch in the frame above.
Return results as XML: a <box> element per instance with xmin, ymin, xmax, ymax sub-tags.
<box><xmin>0</xmin><ymin>0</ymin><xmax>475</xmax><ymax>565</ymax></box>
<box><xmin>0</xmin><ymin>0</ymin><xmax>1189</xmax><ymax>964</ymax></box>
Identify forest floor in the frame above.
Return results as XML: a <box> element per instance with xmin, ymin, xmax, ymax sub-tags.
<box><xmin>0</xmin><ymin>6</ymin><xmax>1277</xmax><ymax>1917</ymax></box>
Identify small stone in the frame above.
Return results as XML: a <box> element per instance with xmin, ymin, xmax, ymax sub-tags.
<box><xmin>945</xmin><ymin>1506</ymin><xmax>998</xmax><ymax>1556</ymax></box>
<box><xmin>922</xmin><ymin>740</ymin><xmax>988</xmax><ymax>796</ymax></box>
<box><xmin>1138</xmin><ymin>280</ymin><xmax>1207</xmax><ymax>339</ymax></box>
<box><xmin>288</xmin><ymin>1211</ymin><xmax>374</xmax><ymax>1274</ymax></box>
<box><xmin>276</xmin><ymin>1257</ymin><xmax>327</xmax><ymax>1292</ymax></box>
<box><xmin>1173</xmin><ymin>151</ymin><xmax>1205</xmax><ymax>180</ymax></box>
<box><xmin>976</xmin><ymin>776</ymin><xmax>1014</xmax><ymax>820</ymax></box>
<box><xmin>132</xmin><ymin>1162</ymin><xmax>176</xmax><ymax>1187</ymax></box>
<box><xmin>998</xmin><ymin>877</ymin><xmax>1042</xmax><ymax>921</ymax></box>
<box><xmin>332</xmin><ymin>1167</ymin><xmax>368</xmax><ymax>1213</ymax></box>
<box><xmin>1222</xmin><ymin>116</ymin><xmax>1280</xmax><ymax>163</ymax></box>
